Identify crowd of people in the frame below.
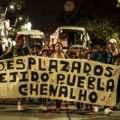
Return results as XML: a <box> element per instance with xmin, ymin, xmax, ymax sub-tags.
<box><xmin>0</xmin><ymin>33</ymin><xmax>120</xmax><ymax>115</ymax></box>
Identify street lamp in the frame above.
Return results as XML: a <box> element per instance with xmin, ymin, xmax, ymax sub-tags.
<box><xmin>19</xmin><ymin>17</ymin><xmax>23</xmax><ymax>21</ymax></box>
<box><xmin>9</xmin><ymin>5</ymin><xmax>15</xmax><ymax>10</ymax></box>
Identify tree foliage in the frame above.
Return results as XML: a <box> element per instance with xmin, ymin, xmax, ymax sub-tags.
<box><xmin>59</xmin><ymin>0</ymin><xmax>120</xmax><ymax>42</ymax></box>
<box><xmin>0</xmin><ymin>0</ymin><xmax>25</xmax><ymax>11</ymax></box>
<box><xmin>117</xmin><ymin>0</ymin><xmax>120</xmax><ymax>7</ymax></box>
<box><xmin>11</xmin><ymin>0</ymin><xmax>25</xmax><ymax>10</ymax></box>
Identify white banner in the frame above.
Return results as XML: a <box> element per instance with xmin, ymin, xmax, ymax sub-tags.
<box><xmin>0</xmin><ymin>56</ymin><xmax>119</xmax><ymax>106</ymax></box>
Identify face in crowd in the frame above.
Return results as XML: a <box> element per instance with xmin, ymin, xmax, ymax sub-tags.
<box><xmin>43</xmin><ymin>45</ymin><xmax>49</xmax><ymax>50</ymax></box>
<box><xmin>18</xmin><ymin>37</ymin><xmax>25</xmax><ymax>47</ymax></box>
<box><xmin>55</xmin><ymin>42</ymin><xmax>63</xmax><ymax>53</ymax></box>
<box><xmin>100</xmin><ymin>45</ymin><xmax>107</xmax><ymax>53</ymax></box>
<box><xmin>49</xmin><ymin>44</ymin><xmax>54</xmax><ymax>51</ymax></box>
<box><xmin>34</xmin><ymin>46</ymin><xmax>40</xmax><ymax>54</ymax></box>
<box><xmin>108</xmin><ymin>42</ymin><xmax>117</xmax><ymax>51</ymax></box>
<box><xmin>77</xmin><ymin>48</ymin><xmax>84</xmax><ymax>58</ymax></box>
<box><xmin>42</xmin><ymin>50</ymin><xmax>49</xmax><ymax>57</ymax></box>
<box><xmin>16</xmin><ymin>34</ymin><xmax>25</xmax><ymax>47</ymax></box>
<box><xmin>30</xmin><ymin>46</ymin><xmax>34</xmax><ymax>55</ymax></box>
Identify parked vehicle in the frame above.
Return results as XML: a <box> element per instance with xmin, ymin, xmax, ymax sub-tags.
<box><xmin>17</xmin><ymin>30</ymin><xmax>45</xmax><ymax>47</ymax></box>
<box><xmin>52</xmin><ymin>26</ymin><xmax>90</xmax><ymax>49</ymax></box>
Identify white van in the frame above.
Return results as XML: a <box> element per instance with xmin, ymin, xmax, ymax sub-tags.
<box><xmin>52</xmin><ymin>26</ymin><xmax>90</xmax><ymax>49</ymax></box>
<box><xmin>17</xmin><ymin>30</ymin><xmax>45</xmax><ymax>47</ymax></box>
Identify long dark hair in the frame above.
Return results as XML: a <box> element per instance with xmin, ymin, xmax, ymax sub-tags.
<box><xmin>54</xmin><ymin>42</ymin><xmax>63</xmax><ymax>52</ymax></box>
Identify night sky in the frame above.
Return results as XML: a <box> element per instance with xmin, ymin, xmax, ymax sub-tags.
<box><xmin>26</xmin><ymin>0</ymin><xmax>65</xmax><ymax>33</ymax></box>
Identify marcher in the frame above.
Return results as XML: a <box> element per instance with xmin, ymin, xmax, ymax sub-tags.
<box><xmin>69</xmin><ymin>46</ymin><xmax>76</xmax><ymax>59</ymax></box>
<box><xmin>76</xmin><ymin>48</ymin><xmax>84</xmax><ymax>59</ymax></box>
<box><xmin>108</xmin><ymin>38</ymin><xmax>119</xmax><ymax>63</ymax></box>
<box><xmin>0</xmin><ymin>34</ymin><xmax>30</xmax><ymax>111</ymax></box>
<box><xmin>38</xmin><ymin>49</ymin><xmax>50</xmax><ymax>112</ymax></box>
<box><xmin>50</xmin><ymin>42</ymin><xmax>68</xmax><ymax>112</ymax></box>
<box><xmin>108</xmin><ymin>39</ymin><xmax>120</xmax><ymax>109</ymax></box>
<box><xmin>33</xmin><ymin>45</ymin><xmax>41</xmax><ymax>56</ymax></box>
<box><xmin>30</xmin><ymin>45</ymin><xmax>34</xmax><ymax>55</ymax></box>
<box><xmin>49</xmin><ymin>44</ymin><xmax>55</xmax><ymax>55</ymax></box>
<box><xmin>91</xmin><ymin>40</ymin><xmax>113</xmax><ymax>115</ymax></box>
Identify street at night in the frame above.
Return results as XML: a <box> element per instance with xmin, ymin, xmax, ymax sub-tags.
<box><xmin>0</xmin><ymin>0</ymin><xmax>120</xmax><ymax>120</ymax></box>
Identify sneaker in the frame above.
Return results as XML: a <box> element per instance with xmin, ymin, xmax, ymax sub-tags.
<box><xmin>17</xmin><ymin>105</ymin><xmax>26</xmax><ymax>111</ymax></box>
<box><xmin>104</xmin><ymin>108</ymin><xmax>112</xmax><ymax>115</ymax></box>
<box><xmin>94</xmin><ymin>106</ymin><xmax>99</xmax><ymax>112</ymax></box>
<box><xmin>42</xmin><ymin>106</ymin><xmax>48</xmax><ymax>112</ymax></box>
<box><xmin>38</xmin><ymin>105</ymin><xmax>43</xmax><ymax>110</ymax></box>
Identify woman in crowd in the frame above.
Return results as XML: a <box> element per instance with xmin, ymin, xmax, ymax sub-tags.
<box><xmin>50</xmin><ymin>42</ymin><xmax>68</xmax><ymax>112</ymax></box>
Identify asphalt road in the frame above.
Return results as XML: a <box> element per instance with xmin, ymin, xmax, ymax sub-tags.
<box><xmin>0</xmin><ymin>99</ymin><xmax>120</xmax><ymax>120</ymax></box>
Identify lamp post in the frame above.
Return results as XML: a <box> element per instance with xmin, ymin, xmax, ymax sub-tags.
<box><xmin>14</xmin><ymin>17</ymin><xmax>23</xmax><ymax>27</ymax></box>
<box><xmin>4</xmin><ymin>5</ymin><xmax>15</xmax><ymax>19</ymax></box>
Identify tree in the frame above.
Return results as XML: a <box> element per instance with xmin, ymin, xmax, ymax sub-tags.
<box><xmin>0</xmin><ymin>0</ymin><xmax>25</xmax><ymax>11</ymax></box>
<box><xmin>10</xmin><ymin>0</ymin><xmax>25</xmax><ymax>10</ymax></box>
<box><xmin>58</xmin><ymin>0</ymin><xmax>120</xmax><ymax>43</ymax></box>
<box><xmin>117</xmin><ymin>0</ymin><xmax>120</xmax><ymax>7</ymax></box>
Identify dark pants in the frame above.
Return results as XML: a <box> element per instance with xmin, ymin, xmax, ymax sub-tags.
<box><xmin>39</xmin><ymin>98</ymin><xmax>47</xmax><ymax>106</ymax></box>
<box><xmin>18</xmin><ymin>98</ymin><xmax>25</xmax><ymax>105</ymax></box>
<box><xmin>56</xmin><ymin>100</ymin><xmax>62</xmax><ymax>108</ymax></box>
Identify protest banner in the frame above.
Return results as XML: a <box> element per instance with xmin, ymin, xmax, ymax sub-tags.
<box><xmin>0</xmin><ymin>55</ymin><xmax>119</xmax><ymax>106</ymax></box>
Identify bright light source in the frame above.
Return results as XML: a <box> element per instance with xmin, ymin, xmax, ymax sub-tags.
<box><xmin>25</xmin><ymin>22</ymin><xmax>32</xmax><ymax>30</ymax></box>
<box><xmin>19</xmin><ymin>17</ymin><xmax>23</xmax><ymax>21</ymax></box>
<box><xmin>12</xmin><ymin>41</ymin><xmax>16</xmax><ymax>46</ymax></box>
<box><xmin>9</xmin><ymin>5</ymin><xmax>14</xmax><ymax>9</ymax></box>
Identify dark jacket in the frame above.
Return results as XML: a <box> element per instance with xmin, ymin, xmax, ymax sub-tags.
<box><xmin>91</xmin><ymin>50</ymin><xmax>114</xmax><ymax>64</ymax></box>
<box><xmin>0</xmin><ymin>46</ymin><xmax>30</xmax><ymax>60</ymax></box>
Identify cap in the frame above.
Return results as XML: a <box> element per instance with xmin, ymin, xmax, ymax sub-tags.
<box><xmin>16</xmin><ymin>34</ymin><xmax>25</xmax><ymax>42</ymax></box>
<box><xmin>109</xmin><ymin>38</ymin><xmax>117</xmax><ymax>44</ymax></box>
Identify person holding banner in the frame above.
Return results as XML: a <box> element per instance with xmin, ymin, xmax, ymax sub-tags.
<box><xmin>108</xmin><ymin>39</ymin><xmax>120</xmax><ymax>109</ymax></box>
<box><xmin>38</xmin><ymin>49</ymin><xmax>50</xmax><ymax>112</ymax></box>
<box><xmin>33</xmin><ymin>46</ymin><xmax>50</xmax><ymax>112</ymax></box>
<box><xmin>91</xmin><ymin>40</ymin><xmax>114</xmax><ymax>115</ymax></box>
<box><xmin>50</xmin><ymin>42</ymin><xmax>68</xmax><ymax>112</ymax></box>
<box><xmin>0</xmin><ymin>34</ymin><xmax>30</xmax><ymax>111</ymax></box>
